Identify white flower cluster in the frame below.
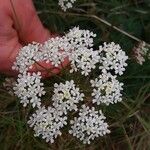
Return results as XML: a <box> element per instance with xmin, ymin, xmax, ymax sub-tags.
<box><xmin>66</xmin><ymin>27</ymin><xmax>96</xmax><ymax>48</ymax></box>
<box><xmin>12</xmin><ymin>42</ymin><xmax>43</xmax><ymax>73</ymax></box>
<box><xmin>43</xmin><ymin>37</ymin><xmax>69</xmax><ymax>67</ymax></box>
<box><xmin>28</xmin><ymin>106</ymin><xmax>67</xmax><ymax>143</ymax></box>
<box><xmin>12</xmin><ymin>26</ymin><xmax>129</xmax><ymax>144</ymax></box>
<box><xmin>69</xmin><ymin>47</ymin><xmax>100</xmax><ymax>76</ymax></box>
<box><xmin>69</xmin><ymin>105</ymin><xmax>110</xmax><ymax>144</ymax></box>
<box><xmin>66</xmin><ymin>27</ymin><xmax>100</xmax><ymax>75</ymax></box>
<box><xmin>99</xmin><ymin>42</ymin><xmax>128</xmax><ymax>75</ymax></box>
<box><xmin>90</xmin><ymin>73</ymin><xmax>123</xmax><ymax>105</ymax></box>
<box><xmin>13</xmin><ymin>72</ymin><xmax>45</xmax><ymax>107</ymax></box>
<box><xmin>58</xmin><ymin>0</ymin><xmax>77</xmax><ymax>11</ymax></box>
<box><xmin>52</xmin><ymin>80</ymin><xmax>84</xmax><ymax>114</ymax></box>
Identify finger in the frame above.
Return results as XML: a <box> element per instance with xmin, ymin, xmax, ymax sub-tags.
<box><xmin>10</xmin><ymin>0</ymin><xmax>50</xmax><ymax>44</ymax></box>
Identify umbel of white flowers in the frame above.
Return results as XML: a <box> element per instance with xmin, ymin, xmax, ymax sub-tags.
<box><xmin>90</xmin><ymin>73</ymin><xmax>124</xmax><ymax>105</ymax></box>
<box><xmin>13</xmin><ymin>26</ymin><xmax>128</xmax><ymax>144</ymax></box>
<box><xmin>28</xmin><ymin>106</ymin><xmax>67</xmax><ymax>143</ymax></box>
<box><xmin>13</xmin><ymin>72</ymin><xmax>45</xmax><ymax>108</ymax></box>
<box><xmin>58</xmin><ymin>0</ymin><xmax>77</xmax><ymax>11</ymax></box>
<box><xmin>52</xmin><ymin>80</ymin><xmax>85</xmax><ymax>114</ymax></box>
<box><xmin>69</xmin><ymin>105</ymin><xmax>110</xmax><ymax>144</ymax></box>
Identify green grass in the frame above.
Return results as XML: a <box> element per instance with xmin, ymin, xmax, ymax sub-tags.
<box><xmin>0</xmin><ymin>0</ymin><xmax>150</xmax><ymax>149</ymax></box>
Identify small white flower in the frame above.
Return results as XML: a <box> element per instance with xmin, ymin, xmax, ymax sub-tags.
<box><xmin>90</xmin><ymin>73</ymin><xmax>123</xmax><ymax>105</ymax></box>
<box><xmin>58</xmin><ymin>0</ymin><xmax>77</xmax><ymax>11</ymax></box>
<box><xmin>99</xmin><ymin>42</ymin><xmax>128</xmax><ymax>75</ymax></box>
<box><xmin>52</xmin><ymin>80</ymin><xmax>84</xmax><ymax>114</ymax></box>
<box><xmin>28</xmin><ymin>106</ymin><xmax>67</xmax><ymax>143</ymax></box>
<box><xmin>13</xmin><ymin>72</ymin><xmax>45</xmax><ymax>108</ymax></box>
<box><xmin>69</xmin><ymin>105</ymin><xmax>110</xmax><ymax>144</ymax></box>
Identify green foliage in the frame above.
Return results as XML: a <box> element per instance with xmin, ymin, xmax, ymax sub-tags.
<box><xmin>0</xmin><ymin>0</ymin><xmax>150</xmax><ymax>149</ymax></box>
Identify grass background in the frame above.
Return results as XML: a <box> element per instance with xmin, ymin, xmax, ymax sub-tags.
<box><xmin>0</xmin><ymin>0</ymin><xmax>150</xmax><ymax>149</ymax></box>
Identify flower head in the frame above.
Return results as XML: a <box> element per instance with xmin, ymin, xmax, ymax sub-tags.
<box><xmin>66</xmin><ymin>27</ymin><xmax>99</xmax><ymax>75</ymax></box>
<box><xmin>66</xmin><ymin>27</ymin><xmax>96</xmax><ymax>48</ymax></box>
<box><xmin>12</xmin><ymin>42</ymin><xmax>43</xmax><ymax>73</ymax></box>
<box><xmin>28</xmin><ymin>106</ymin><xmax>67</xmax><ymax>143</ymax></box>
<box><xmin>58</xmin><ymin>0</ymin><xmax>77</xmax><ymax>11</ymax></box>
<box><xmin>99</xmin><ymin>42</ymin><xmax>128</xmax><ymax>75</ymax></box>
<box><xmin>13</xmin><ymin>72</ymin><xmax>45</xmax><ymax>108</ymax></box>
<box><xmin>52</xmin><ymin>80</ymin><xmax>84</xmax><ymax>114</ymax></box>
<box><xmin>69</xmin><ymin>47</ymin><xmax>100</xmax><ymax>76</ymax></box>
<box><xmin>12</xmin><ymin>26</ymin><xmax>129</xmax><ymax>145</ymax></box>
<box><xmin>43</xmin><ymin>37</ymin><xmax>69</xmax><ymax>67</ymax></box>
<box><xmin>90</xmin><ymin>73</ymin><xmax>123</xmax><ymax>105</ymax></box>
<box><xmin>69</xmin><ymin>105</ymin><xmax>110</xmax><ymax>144</ymax></box>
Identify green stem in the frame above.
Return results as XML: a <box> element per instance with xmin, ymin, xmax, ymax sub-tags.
<box><xmin>38</xmin><ymin>10</ymin><xmax>150</xmax><ymax>48</ymax></box>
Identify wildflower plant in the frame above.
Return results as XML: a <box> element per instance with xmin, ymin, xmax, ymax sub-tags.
<box><xmin>12</xmin><ymin>0</ymin><xmax>129</xmax><ymax>145</ymax></box>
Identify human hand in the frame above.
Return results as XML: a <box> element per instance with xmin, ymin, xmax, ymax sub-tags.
<box><xmin>0</xmin><ymin>0</ymin><xmax>69</xmax><ymax>77</ymax></box>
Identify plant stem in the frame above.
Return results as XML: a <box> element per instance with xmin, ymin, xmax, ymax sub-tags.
<box><xmin>38</xmin><ymin>11</ymin><xmax>150</xmax><ymax>48</ymax></box>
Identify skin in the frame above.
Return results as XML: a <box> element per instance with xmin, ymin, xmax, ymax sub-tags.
<box><xmin>0</xmin><ymin>0</ymin><xmax>69</xmax><ymax>77</ymax></box>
